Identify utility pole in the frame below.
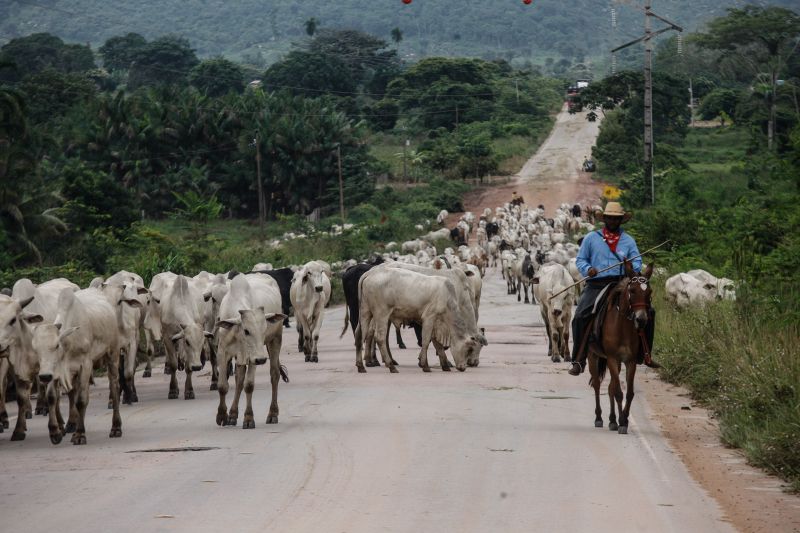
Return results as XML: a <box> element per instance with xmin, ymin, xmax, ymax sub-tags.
<box><xmin>254</xmin><ymin>132</ymin><xmax>265</xmax><ymax>235</ymax></box>
<box><xmin>337</xmin><ymin>144</ymin><xmax>345</xmax><ymax>223</ymax></box>
<box><xmin>689</xmin><ymin>78</ymin><xmax>694</xmax><ymax>126</ymax></box>
<box><xmin>612</xmin><ymin>0</ymin><xmax>682</xmax><ymax>206</ymax></box>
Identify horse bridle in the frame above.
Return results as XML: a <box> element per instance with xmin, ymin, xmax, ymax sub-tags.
<box><xmin>622</xmin><ymin>276</ymin><xmax>651</xmax><ymax>321</ymax></box>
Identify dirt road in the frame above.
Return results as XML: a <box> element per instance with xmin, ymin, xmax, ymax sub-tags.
<box><xmin>0</xmin><ymin>272</ymin><xmax>733</xmax><ymax>533</ymax></box>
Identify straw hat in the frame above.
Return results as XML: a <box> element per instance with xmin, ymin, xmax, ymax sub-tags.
<box><xmin>597</xmin><ymin>202</ymin><xmax>632</xmax><ymax>223</ymax></box>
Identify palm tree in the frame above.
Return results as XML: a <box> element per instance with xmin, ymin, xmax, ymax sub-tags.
<box><xmin>305</xmin><ymin>18</ymin><xmax>319</xmax><ymax>38</ymax></box>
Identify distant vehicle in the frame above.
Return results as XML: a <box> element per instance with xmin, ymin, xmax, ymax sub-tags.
<box><xmin>566</xmin><ymin>79</ymin><xmax>591</xmax><ymax>113</ymax></box>
<box><xmin>582</xmin><ymin>158</ymin><xmax>596</xmax><ymax>173</ymax></box>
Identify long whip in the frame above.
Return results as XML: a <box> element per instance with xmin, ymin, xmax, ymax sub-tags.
<box><xmin>547</xmin><ymin>240</ymin><xmax>670</xmax><ymax>300</ymax></box>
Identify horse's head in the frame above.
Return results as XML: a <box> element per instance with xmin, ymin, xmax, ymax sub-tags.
<box><xmin>624</xmin><ymin>261</ymin><xmax>653</xmax><ymax>330</ymax></box>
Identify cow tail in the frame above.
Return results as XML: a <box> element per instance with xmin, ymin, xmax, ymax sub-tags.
<box><xmin>279</xmin><ymin>364</ymin><xmax>289</xmax><ymax>383</ymax></box>
<box><xmin>340</xmin><ymin>305</ymin><xmax>350</xmax><ymax>339</ymax></box>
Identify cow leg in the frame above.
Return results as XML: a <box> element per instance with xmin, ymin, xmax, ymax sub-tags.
<box><xmin>382</xmin><ymin>321</ymin><xmax>398</xmax><ymax>366</ymax></box>
<box><xmin>417</xmin><ymin>323</ymin><xmax>433</xmax><ymax>373</ymax></box>
<box><xmin>46</xmin><ymin>381</ymin><xmax>64</xmax><ymax>444</ymax></box>
<box><xmin>374</xmin><ymin>320</ymin><xmax>395</xmax><ymax>372</ymax></box>
<box><xmin>541</xmin><ymin>309</ymin><xmax>553</xmax><ymax>357</ymax></box>
<box><xmin>562</xmin><ymin>328</ymin><xmax>571</xmax><ymax>362</ymax></box>
<box><xmin>524</xmin><ymin>283</ymin><xmax>530</xmax><ymax>304</ymax></box>
<box><xmin>517</xmin><ymin>281</ymin><xmax>522</xmax><ymax>302</ymax></box>
<box><xmin>34</xmin><ymin>377</ymin><xmax>48</xmax><ymax>415</ymax></box>
<box><xmin>10</xmin><ymin>378</ymin><xmax>31</xmax><ymax>441</ymax></box>
<box><xmin>355</xmin><ymin>322</ymin><xmax>367</xmax><ymax>373</ymax></box>
<box><xmin>65</xmin><ymin>386</ymin><xmax>78</xmax><ymax>434</ymax></box>
<box><xmin>216</xmin><ymin>348</ymin><xmax>230</xmax><ymax>426</ymax></box>
<box><xmin>142</xmin><ymin>331</ymin><xmax>153</xmax><ymax>378</ymax></box>
<box><xmin>551</xmin><ymin>327</ymin><xmax>562</xmax><ymax>363</ymax></box>
<box><xmin>618</xmin><ymin>361</ymin><xmax>636</xmax><ymax>434</ymax></box>
<box><xmin>184</xmin><ymin>367</ymin><xmax>195</xmax><ymax>400</ymax></box>
<box><xmin>266</xmin><ymin>336</ymin><xmax>282</xmax><ymax>424</ymax></box>
<box><xmin>107</xmin><ymin>353</ymin><xmax>123</xmax><ymax>438</ymax></box>
<box><xmin>227</xmin><ymin>363</ymin><xmax>246</xmax><ymax>426</ymax></box>
<box><xmin>0</xmin><ymin>358</ymin><xmax>9</xmax><ymax>429</ymax></box>
<box><xmin>242</xmin><ymin>363</ymin><xmax>257</xmax><ymax>429</ymax></box>
<box><xmin>433</xmin><ymin>340</ymin><xmax>452</xmax><ymax>371</ymax></box>
<box><xmin>296</xmin><ymin>321</ymin><xmax>305</xmax><ymax>356</ymax></box>
<box><xmin>395</xmin><ymin>325</ymin><xmax>406</xmax><ymax>350</ymax></box>
<box><xmin>310</xmin><ymin>313</ymin><xmax>322</xmax><ymax>363</ymax></box>
<box><xmin>71</xmin><ymin>368</ymin><xmax>92</xmax><ymax>445</ymax></box>
<box><xmin>126</xmin><ymin>337</ymin><xmax>139</xmax><ymax>402</ymax></box>
<box><xmin>413</xmin><ymin>322</ymin><xmax>422</xmax><ymax>348</ymax></box>
<box><xmin>165</xmin><ymin>341</ymin><xmax>179</xmax><ymax>400</ymax></box>
<box><xmin>209</xmin><ymin>341</ymin><xmax>219</xmax><ymax>391</ymax></box>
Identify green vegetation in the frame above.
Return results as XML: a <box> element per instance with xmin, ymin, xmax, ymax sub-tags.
<box><xmin>582</xmin><ymin>6</ymin><xmax>800</xmax><ymax>489</ymax></box>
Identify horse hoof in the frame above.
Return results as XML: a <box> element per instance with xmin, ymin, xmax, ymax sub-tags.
<box><xmin>389</xmin><ymin>366</ymin><xmax>399</xmax><ymax>374</ymax></box>
<box><xmin>10</xmin><ymin>431</ymin><xmax>25</xmax><ymax>441</ymax></box>
<box><xmin>242</xmin><ymin>419</ymin><xmax>255</xmax><ymax>429</ymax></box>
<box><xmin>618</xmin><ymin>426</ymin><xmax>628</xmax><ymax>435</ymax></box>
<box><xmin>168</xmin><ymin>391</ymin><xmax>179</xmax><ymax>400</ymax></box>
<box><xmin>71</xmin><ymin>434</ymin><xmax>87</xmax><ymax>445</ymax></box>
<box><xmin>142</xmin><ymin>369</ymin><xmax>152</xmax><ymax>378</ymax></box>
<box><xmin>109</xmin><ymin>428</ymin><xmax>122</xmax><ymax>438</ymax></box>
<box><xmin>311</xmin><ymin>355</ymin><xmax>318</xmax><ymax>363</ymax></box>
<box><xmin>304</xmin><ymin>355</ymin><xmax>311</xmax><ymax>362</ymax></box>
<box><xmin>609</xmin><ymin>422</ymin><xmax>619</xmax><ymax>431</ymax></box>
<box><xmin>184</xmin><ymin>391</ymin><xmax>195</xmax><ymax>400</ymax></box>
<box><xmin>64</xmin><ymin>422</ymin><xmax>76</xmax><ymax>434</ymax></box>
<box><xmin>210</xmin><ymin>382</ymin><xmax>218</xmax><ymax>391</ymax></box>
<box><xmin>50</xmin><ymin>432</ymin><xmax>63</xmax><ymax>445</ymax></box>
<box><xmin>266</xmin><ymin>415</ymin><xmax>278</xmax><ymax>424</ymax></box>
<box><xmin>594</xmin><ymin>420</ymin><xmax>603</xmax><ymax>428</ymax></box>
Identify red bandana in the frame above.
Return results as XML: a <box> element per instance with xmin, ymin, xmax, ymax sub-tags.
<box><xmin>602</xmin><ymin>228</ymin><xmax>621</xmax><ymax>253</ymax></box>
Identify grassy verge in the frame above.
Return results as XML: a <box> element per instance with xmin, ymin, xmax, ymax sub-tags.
<box><xmin>652</xmin><ymin>280</ymin><xmax>800</xmax><ymax>491</ymax></box>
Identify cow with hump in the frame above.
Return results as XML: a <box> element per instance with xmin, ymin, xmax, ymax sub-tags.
<box><xmin>215</xmin><ymin>273</ymin><xmax>287</xmax><ymax>428</ymax></box>
<box><xmin>35</xmin><ymin>286</ymin><xmax>122</xmax><ymax>445</ymax></box>
<box><xmin>0</xmin><ymin>278</ymin><xmax>78</xmax><ymax>440</ymax></box>
<box><xmin>355</xmin><ymin>265</ymin><xmax>487</xmax><ymax>373</ymax></box>
<box><xmin>290</xmin><ymin>261</ymin><xmax>331</xmax><ymax>363</ymax></box>
<box><xmin>533</xmin><ymin>263</ymin><xmax>576</xmax><ymax>363</ymax></box>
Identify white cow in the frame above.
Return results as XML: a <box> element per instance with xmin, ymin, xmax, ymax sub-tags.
<box><xmin>290</xmin><ymin>261</ymin><xmax>331</xmax><ymax>362</ymax></box>
<box><xmin>686</xmin><ymin>269</ymin><xmax>736</xmax><ymax>301</ymax></box>
<box><xmin>36</xmin><ymin>287</ymin><xmax>122</xmax><ymax>445</ymax></box>
<box><xmin>665</xmin><ymin>273</ymin><xmax>721</xmax><ymax>308</ymax></box>
<box><xmin>215</xmin><ymin>273</ymin><xmax>286</xmax><ymax>428</ymax></box>
<box><xmin>437</xmin><ymin>209</ymin><xmax>449</xmax><ymax>225</ymax></box>
<box><xmin>533</xmin><ymin>264</ymin><xmax>575</xmax><ymax>363</ymax></box>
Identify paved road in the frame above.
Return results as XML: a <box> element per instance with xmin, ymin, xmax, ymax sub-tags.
<box><xmin>0</xmin><ymin>272</ymin><xmax>733</xmax><ymax>533</ymax></box>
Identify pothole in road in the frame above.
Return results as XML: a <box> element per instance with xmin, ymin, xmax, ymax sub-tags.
<box><xmin>126</xmin><ymin>446</ymin><xmax>221</xmax><ymax>453</ymax></box>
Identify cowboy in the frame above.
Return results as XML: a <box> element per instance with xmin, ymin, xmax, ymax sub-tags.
<box><xmin>568</xmin><ymin>201</ymin><xmax>657</xmax><ymax>376</ymax></box>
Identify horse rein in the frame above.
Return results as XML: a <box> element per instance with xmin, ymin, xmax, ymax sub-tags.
<box><xmin>621</xmin><ymin>275</ymin><xmax>654</xmax><ymax>365</ymax></box>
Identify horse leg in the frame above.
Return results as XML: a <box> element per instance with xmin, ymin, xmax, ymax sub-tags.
<box><xmin>607</xmin><ymin>358</ymin><xmax>623</xmax><ymax>431</ymax></box>
<box><xmin>589</xmin><ymin>353</ymin><xmax>603</xmax><ymax>428</ymax></box>
<box><xmin>619</xmin><ymin>361</ymin><xmax>637</xmax><ymax>435</ymax></box>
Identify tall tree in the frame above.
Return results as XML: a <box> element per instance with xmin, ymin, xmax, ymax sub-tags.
<box><xmin>305</xmin><ymin>17</ymin><xmax>318</xmax><ymax>38</ymax></box>
<box><xmin>99</xmin><ymin>33</ymin><xmax>147</xmax><ymax>72</ymax></box>
<box><xmin>0</xmin><ymin>33</ymin><xmax>95</xmax><ymax>83</ymax></box>
<box><xmin>128</xmin><ymin>35</ymin><xmax>199</xmax><ymax>89</ymax></box>
<box><xmin>189</xmin><ymin>57</ymin><xmax>245</xmax><ymax>97</ymax></box>
<box><xmin>697</xmin><ymin>6</ymin><xmax>800</xmax><ymax>149</ymax></box>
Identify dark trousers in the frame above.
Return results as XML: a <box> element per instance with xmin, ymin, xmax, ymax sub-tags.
<box><xmin>571</xmin><ymin>276</ymin><xmax>656</xmax><ymax>364</ymax></box>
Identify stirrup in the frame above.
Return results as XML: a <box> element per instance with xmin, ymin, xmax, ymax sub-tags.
<box><xmin>644</xmin><ymin>359</ymin><xmax>661</xmax><ymax>369</ymax></box>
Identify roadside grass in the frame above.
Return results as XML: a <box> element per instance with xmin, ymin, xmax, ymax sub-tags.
<box><xmin>652</xmin><ymin>280</ymin><xmax>800</xmax><ymax>492</ymax></box>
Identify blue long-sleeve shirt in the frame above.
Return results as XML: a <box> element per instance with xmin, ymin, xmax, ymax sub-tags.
<box><xmin>576</xmin><ymin>230</ymin><xmax>642</xmax><ymax>279</ymax></box>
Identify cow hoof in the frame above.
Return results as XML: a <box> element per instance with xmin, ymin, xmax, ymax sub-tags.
<box><xmin>242</xmin><ymin>419</ymin><xmax>255</xmax><ymax>429</ymax></box>
<box><xmin>168</xmin><ymin>391</ymin><xmax>179</xmax><ymax>400</ymax></box>
<box><xmin>184</xmin><ymin>391</ymin><xmax>195</xmax><ymax>400</ymax></box>
<box><xmin>618</xmin><ymin>426</ymin><xmax>628</xmax><ymax>435</ymax></box>
<box><xmin>365</xmin><ymin>360</ymin><xmax>378</xmax><ymax>367</ymax></box>
<box><xmin>441</xmin><ymin>365</ymin><xmax>451</xmax><ymax>372</ymax></box>
<box><xmin>142</xmin><ymin>369</ymin><xmax>152</xmax><ymax>378</ymax></box>
<box><xmin>398</xmin><ymin>343</ymin><xmax>406</xmax><ymax>350</ymax></box>
<box><xmin>50</xmin><ymin>432</ymin><xmax>63</xmax><ymax>445</ymax></box>
<box><xmin>1</xmin><ymin>419</ymin><xmax>8</xmax><ymax>429</ymax></box>
<box><xmin>216</xmin><ymin>412</ymin><xmax>226</xmax><ymax>426</ymax></box>
<box><xmin>524</xmin><ymin>299</ymin><xmax>530</xmax><ymax>304</ymax></box>
<box><xmin>226</xmin><ymin>415</ymin><xmax>237</xmax><ymax>426</ymax></box>
<box><xmin>266</xmin><ymin>415</ymin><xmax>278</xmax><ymax>424</ymax></box>
<box><xmin>467</xmin><ymin>361</ymin><xmax>479</xmax><ymax>368</ymax></box>
<box><xmin>71</xmin><ymin>434</ymin><xmax>87</xmax><ymax>445</ymax></box>
<box><xmin>131</xmin><ymin>392</ymin><xmax>139</xmax><ymax>403</ymax></box>
<box><xmin>109</xmin><ymin>428</ymin><xmax>122</xmax><ymax>438</ymax></box>
<box><xmin>357</xmin><ymin>365</ymin><xmax>367</xmax><ymax>374</ymax></box>
<box><xmin>64</xmin><ymin>422</ymin><xmax>76</xmax><ymax>433</ymax></box>
<box><xmin>421</xmin><ymin>366</ymin><xmax>431</xmax><ymax>373</ymax></box>
<box><xmin>594</xmin><ymin>420</ymin><xmax>603</xmax><ymax>428</ymax></box>
<box><xmin>551</xmin><ymin>355</ymin><xmax>562</xmax><ymax>363</ymax></box>
<box><xmin>10</xmin><ymin>431</ymin><xmax>25</xmax><ymax>441</ymax></box>
<box><xmin>304</xmin><ymin>355</ymin><xmax>311</xmax><ymax>362</ymax></box>
<box><xmin>210</xmin><ymin>382</ymin><xmax>218</xmax><ymax>391</ymax></box>
<box><xmin>389</xmin><ymin>366</ymin><xmax>399</xmax><ymax>374</ymax></box>
<box><xmin>311</xmin><ymin>355</ymin><xmax>318</xmax><ymax>363</ymax></box>
<box><xmin>34</xmin><ymin>406</ymin><xmax>46</xmax><ymax>416</ymax></box>
<box><xmin>390</xmin><ymin>358</ymin><xmax>399</xmax><ymax>366</ymax></box>
<box><xmin>609</xmin><ymin>422</ymin><xmax>619</xmax><ymax>431</ymax></box>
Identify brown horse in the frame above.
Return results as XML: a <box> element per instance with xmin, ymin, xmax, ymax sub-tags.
<box><xmin>588</xmin><ymin>260</ymin><xmax>654</xmax><ymax>434</ymax></box>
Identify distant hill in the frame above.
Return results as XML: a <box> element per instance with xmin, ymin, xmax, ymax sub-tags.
<box><xmin>1</xmin><ymin>0</ymin><xmax>797</xmax><ymax>73</ymax></box>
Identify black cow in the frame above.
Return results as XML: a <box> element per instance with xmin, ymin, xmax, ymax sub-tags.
<box><xmin>249</xmin><ymin>267</ymin><xmax>294</xmax><ymax>328</ymax></box>
<box><xmin>485</xmin><ymin>222</ymin><xmax>499</xmax><ymax>239</ymax></box>
<box><xmin>572</xmin><ymin>204</ymin><xmax>582</xmax><ymax>218</ymax></box>
<box><xmin>449</xmin><ymin>226</ymin><xmax>466</xmax><ymax>246</ymax></box>
<box><xmin>519</xmin><ymin>254</ymin><xmax>537</xmax><ymax>304</ymax></box>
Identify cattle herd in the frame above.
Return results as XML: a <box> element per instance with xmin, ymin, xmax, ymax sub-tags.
<box><xmin>0</xmin><ymin>201</ymin><xmax>737</xmax><ymax>446</ymax></box>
